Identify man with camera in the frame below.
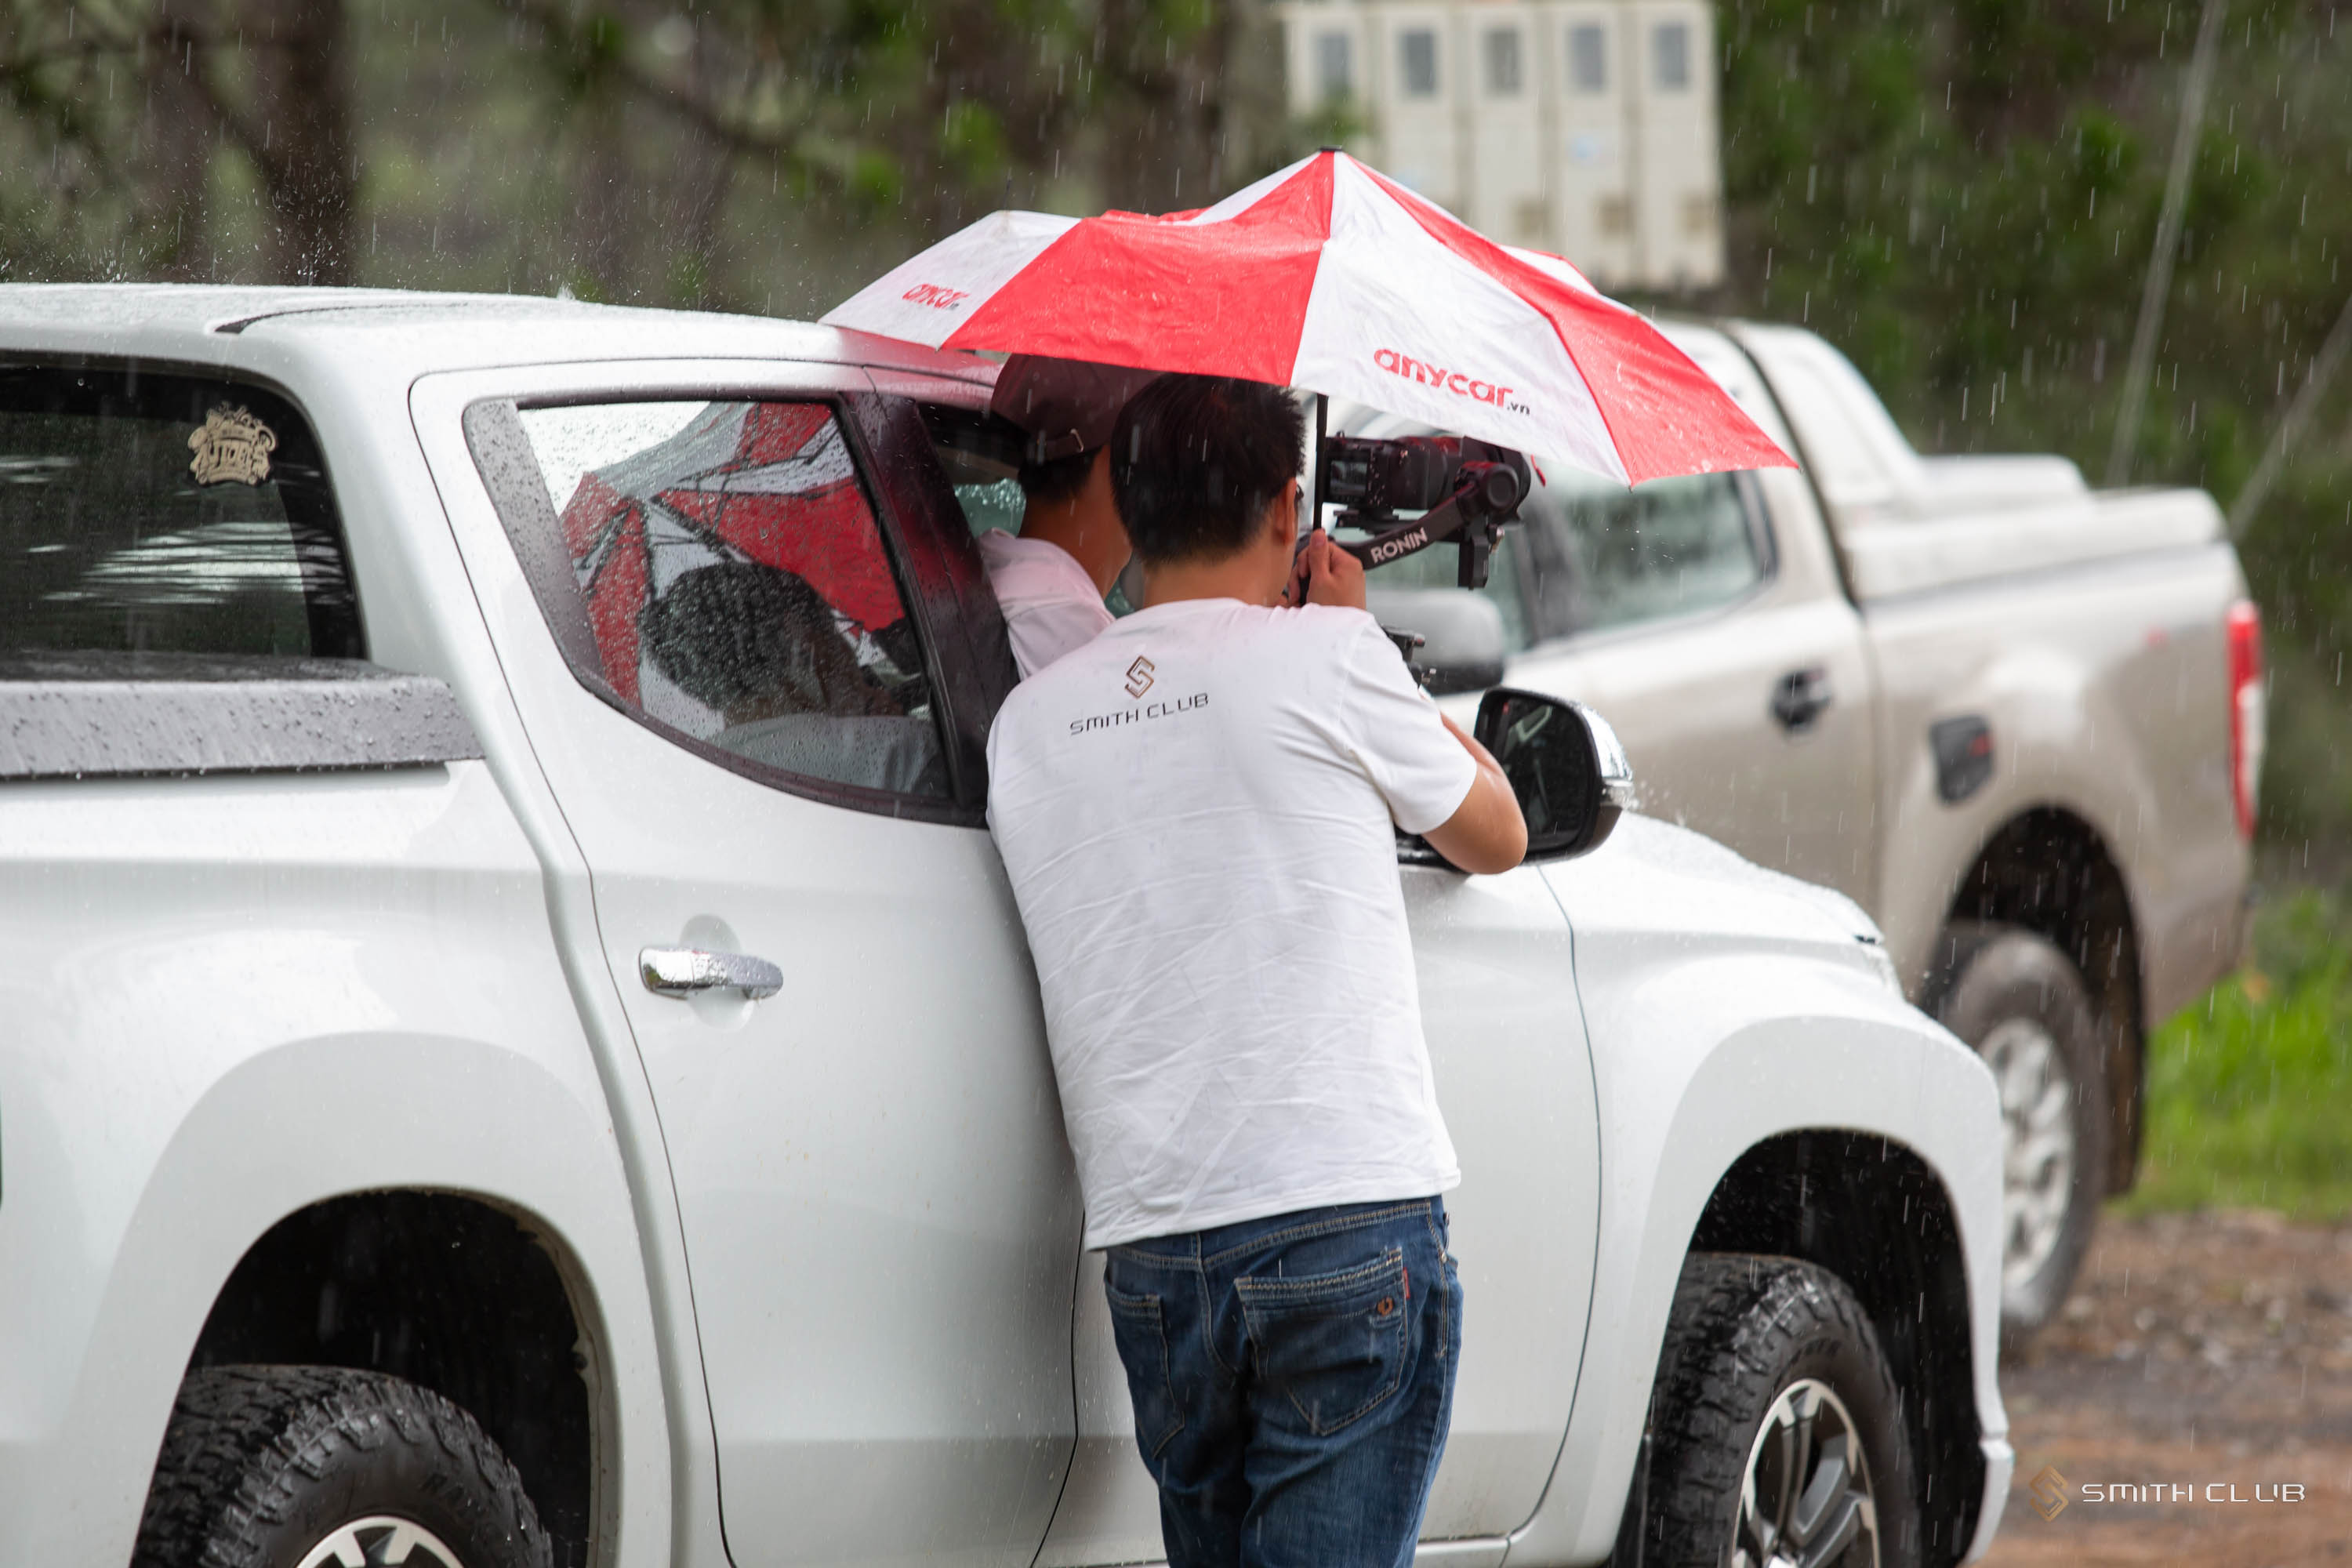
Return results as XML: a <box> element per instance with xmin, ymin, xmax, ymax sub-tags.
<box><xmin>985</xmin><ymin>373</ymin><xmax>1526</xmax><ymax>1566</ymax></box>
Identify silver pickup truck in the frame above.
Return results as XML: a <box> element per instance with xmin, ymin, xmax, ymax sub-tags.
<box><xmin>1358</xmin><ymin>320</ymin><xmax>2262</xmax><ymax>1336</ymax></box>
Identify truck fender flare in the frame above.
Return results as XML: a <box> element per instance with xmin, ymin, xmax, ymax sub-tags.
<box><xmin>23</xmin><ymin>1031</ymin><xmax>669</xmax><ymax>1568</ymax></box>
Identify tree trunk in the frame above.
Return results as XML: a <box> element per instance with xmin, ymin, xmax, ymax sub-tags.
<box><xmin>568</xmin><ymin>94</ymin><xmax>634</xmax><ymax>300</ymax></box>
<box><xmin>1091</xmin><ymin>0</ymin><xmax>1270</xmax><ymax>213</ymax></box>
<box><xmin>142</xmin><ymin>7</ymin><xmax>219</xmax><ymax>282</ymax></box>
<box><xmin>243</xmin><ymin>0</ymin><xmax>357</xmax><ymax>285</ymax></box>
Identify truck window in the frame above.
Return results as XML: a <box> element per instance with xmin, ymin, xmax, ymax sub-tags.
<box><xmin>1747</xmin><ymin>333</ymin><xmax>1922</xmax><ymax>517</ymax></box>
<box><xmin>511</xmin><ymin>400</ymin><xmax>951</xmax><ymax>802</ymax></box>
<box><xmin>1525</xmin><ymin>470</ymin><xmax>1766</xmax><ymax>637</ymax></box>
<box><xmin>918</xmin><ymin>402</ymin><xmax>1029</xmax><ymax>539</ymax></box>
<box><xmin>0</xmin><ymin>367</ymin><xmax>361</xmax><ymax>662</ymax></box>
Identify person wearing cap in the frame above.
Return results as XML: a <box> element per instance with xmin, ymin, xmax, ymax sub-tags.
<box><xmin>980</xmin><ymin>355</ymin><xmax>1160</xmax><ymax>678</ymax></box>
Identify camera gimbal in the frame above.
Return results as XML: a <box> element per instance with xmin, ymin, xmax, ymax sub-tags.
<box><xmin>1312</xmin><ymin>433</ymin><xmax>1533</xmax><ymax>592</ymax></box>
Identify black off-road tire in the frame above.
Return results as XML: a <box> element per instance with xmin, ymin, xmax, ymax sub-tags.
<box><xmin>1930</xmin><ymin>921</ymin><xmax>2110</xmax><ymax>1342</ymax></box>
<box><xmin>132</xmin><ymin>1365</ymin><xmax>553</xmax><ymax>1568</ymax></box>
<box><xmin>1635</xmin><ymin>1254</ymin><xmax>1918</xmax><ymax>1568</ymax></box>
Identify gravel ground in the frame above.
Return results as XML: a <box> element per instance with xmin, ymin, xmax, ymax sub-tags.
<box><xmin>1976</xmin><ymin>1209</ymin><xmax>2352</xmax><ymax>1566</ymax></box>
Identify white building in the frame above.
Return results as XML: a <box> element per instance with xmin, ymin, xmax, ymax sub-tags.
<box><xmin>1276</xmin><ymin>0</ymin><xmax>1725</xmax><ymax>291</ymax></box>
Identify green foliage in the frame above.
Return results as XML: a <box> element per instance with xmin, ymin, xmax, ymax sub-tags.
<box><xmin>2125</xmin><ymin>891</ymin><xmax>2352</xmax><ymax>1220</ymax></box>
<box><xmin>939</xmin><ymin>100</ymin><xmax>1011</xmax><ymax>187</ymax></box>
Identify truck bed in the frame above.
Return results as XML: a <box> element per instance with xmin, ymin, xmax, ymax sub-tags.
<box><xmin>1725</xmin><ymin>321</ymin><xmax>2230</xmax><ymax>603</ymax></box>
<box><xmin>1838</xmin><ymin>485</ymin><xmax>2226</xmax><ymax>601</ymax></box>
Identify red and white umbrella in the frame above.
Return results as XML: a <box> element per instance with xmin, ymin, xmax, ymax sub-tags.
<box><xmin>823</xmin><ymin>150</ymin><xmax>1791</xmax><ymax>486</ymax></box>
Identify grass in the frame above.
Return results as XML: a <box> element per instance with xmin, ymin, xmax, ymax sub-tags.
<box><xmin>2120</xmin><ymin>890</ymin><xmax>2352</xmax><ymax>1221</ymax></box>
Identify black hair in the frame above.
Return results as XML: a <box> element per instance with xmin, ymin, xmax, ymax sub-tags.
<box><xmin>1016</xmin><ymin>448</ymin><xmax>1097</xmax><ymax>508</ymax></box>
<box><xmin>1109</xmin><ymin>375</ymin><xmax>1305</xmax><ymax>564</ymax></box>
<box><xmin>640</xmin><ymin>561</ymin><xmax>896</xmax><ymax>720</ymax></box>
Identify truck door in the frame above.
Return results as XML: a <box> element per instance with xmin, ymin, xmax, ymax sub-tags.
<box><xmin>1500</xmin><ymin>461</ymin><xmax>1879</xmax><ymax>903</ymax></box>
<box><xmin>437</xmin><ymin>372</ymin><xmax>1079</xmax><ymax>1568</ymax></box>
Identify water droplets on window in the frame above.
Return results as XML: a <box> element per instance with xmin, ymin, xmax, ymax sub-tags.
<box><xmin>515</xmin><ymin>399</ymin><xmax>949</xmax><ymax>800</ymax></box>
<box><xmin>0</xmin><ymin>370</ymin><xmax>358</xmax><ymax>664</ymax></box>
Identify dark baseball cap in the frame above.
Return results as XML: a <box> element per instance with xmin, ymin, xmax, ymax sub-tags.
<box><xmin>989</xmin><ymin>355</ymin><xmax>1164</xmax><ymax>465</ymax></box>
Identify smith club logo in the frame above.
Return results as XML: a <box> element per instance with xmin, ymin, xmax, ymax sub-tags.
<box><xmin>1069</xmin><ymin>691</ymin><xmax>1207</xmax><ymax>736</ymax></box>
<box><xmin>2024</xmin><ymin>1460</ymin><xmax>2307</xmax><ymax>1523</ymax></box>
<box><xmin>2028</xmin><ymin>1465</ymin><xmax>2069</xmax><ymax>1522</ymax></box>
<box><xmin>902</xmin><ymin>282</ymin><xmax>971</xmax><ymax>311</ymax></box>
<box><xmin>1373</xmin><ymin>349</ymin><xmax>1532</xmax><ymax>416</ymax></box>
<box><xmin>1072</xmin><ymin>660</ymin><xmax>1204</xmax><ymax>737</ymax></box>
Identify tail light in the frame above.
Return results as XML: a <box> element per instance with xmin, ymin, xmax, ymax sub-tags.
<box><xmin>2227</xmin><ymin>598</ymin><xmax>2265</xmax><ymax>840</ymax></box>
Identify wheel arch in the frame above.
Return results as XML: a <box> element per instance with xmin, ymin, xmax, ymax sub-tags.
<box><xmin>22</xmin><ymin>1029</ymin><xmax>665</xmax><ymax>1568</ymax></box>
<box><xmin>1688</xmin><ymin>1131</ymin><xmax>1984</xmax><ymax>1568</ymax></box>
<box><xmin>1939</xmin><ymin>804</ymin><xmax>2143</xmax><ymax>1192</ymax></box>
<box><xmin>1503</xmin><ymin>951</ymin><xmax>2009</xmax><ymax>1566</ymax></box>
<box><xmin>184</xmin><ymin>1188</ymin><xmax>613</xmax><ymax>1568</ymax></box>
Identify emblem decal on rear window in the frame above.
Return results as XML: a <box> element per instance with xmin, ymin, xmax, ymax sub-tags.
<box><xmin>187</xmin><ymin>405</ymin><xmax>278</xmax><ymax>486</ymax></box>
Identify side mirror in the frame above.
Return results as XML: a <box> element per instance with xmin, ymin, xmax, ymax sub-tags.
<box><xmin>1472</xmin><ymin>688</ymin><xmax>1637</xmax><ymax>860</ymax></box>
<box><xmin>1366</xmin><ymin>587</ymin><xmax>1506</xmax><ymax>695</ymax></box>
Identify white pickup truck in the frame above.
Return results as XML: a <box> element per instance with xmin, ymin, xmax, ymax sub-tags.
<box><xmin>1350</xmin><ymin>321</ymin><xmax>2262</xmax><ymax>1337</ymax></box>
<box><xmin>0</xmin><ymin>286</ymin><xmax>2006</xmax><ymax>1568</ymax></box>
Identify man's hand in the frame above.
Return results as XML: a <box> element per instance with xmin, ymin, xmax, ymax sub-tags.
<box><xmin>1285</xmin><ymin>528</ymin><xmax>1367</xmax><ymax>612</ymax></box>
<box><xmin>1421</xmin><ymin>713</ymin><xmax>1528</xmax><ymax>875</ymax></box>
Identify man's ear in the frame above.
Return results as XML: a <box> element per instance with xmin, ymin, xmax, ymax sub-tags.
<box><xmin>1265</xmin><ymin>492</ymin><xmax>1295</xmax><ymax>549</ymax></box>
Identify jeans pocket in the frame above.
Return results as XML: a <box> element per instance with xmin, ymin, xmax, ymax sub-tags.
<box><xmin>1235</xmin><ymin>1247</ymin><xmax>1410</xmax><ymax>1437</ymax></box>
<box><xmin>1105</xmin><ymin>1282</ymin><xmax>1186</xmax><ymax>1458</ymax></box>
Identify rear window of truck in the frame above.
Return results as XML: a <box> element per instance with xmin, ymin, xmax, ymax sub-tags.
<box><xmin>0</xmin><ymin>366</ymin><xmax>361</xmax><ymax>662</ymax></box>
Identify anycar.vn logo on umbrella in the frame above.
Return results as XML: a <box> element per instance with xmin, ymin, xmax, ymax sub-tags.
<box><xmin>1373</xmin><ymin>349</ymin><xmax>1531</xmax><ymax>416</ymax></box>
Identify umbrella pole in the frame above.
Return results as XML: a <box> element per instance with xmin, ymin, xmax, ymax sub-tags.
<box><xmin>1312</xmin><ymin>392</ymin><xmax>1328</xmax><ymax>533</ymax></box>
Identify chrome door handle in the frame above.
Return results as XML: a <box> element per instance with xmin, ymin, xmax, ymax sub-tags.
<box><xmin>1769</xmin><ymin>665</ymin><xmax>1835</xmax><ymax>733</ymax></box>
<box><xmin>639</xmin><ymin>946</ymin><xmax>784</xmax><ymax>1000</ymax></box>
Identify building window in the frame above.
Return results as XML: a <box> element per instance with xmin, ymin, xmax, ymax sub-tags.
<box><xmin>1316</xmin><ymin>31</ymin><xmax>1353</xmax><ymax>103</ymax></box>
<box><xmin>1653</xmin><ymin>22</ymin><xmax>1690</xmax><ymax>91</ymax></box>
<box><xmin>1483</xmin><ymin>27</ymin><xmax>1523</xmax><ymax>94</ymax></box>
<box><xmin>1570</xmin><ymin>24</ymin><xmax>1607</xmax><ymax>93</ymax></box>
<box><xmin>1399</xmin><ymin>28</ymin><xmax>1439</xmax><ymax>96</ymax></box>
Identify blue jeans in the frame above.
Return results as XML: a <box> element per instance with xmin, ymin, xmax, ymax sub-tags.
<box><xmin>1102</xmin><ymin>1197</ymin><xmax>1463</xmax><ymax>1568</ymax></box>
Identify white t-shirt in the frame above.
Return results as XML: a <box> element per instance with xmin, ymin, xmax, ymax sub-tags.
<box><xmin>976</xmin><ymin>531</ymin><xmax>1115</xmax><ymax>678</ymax></box>
<box><xmin>985</xmin><ymin>598</ymin><xmax>1477</xmax><ymax>1249</ymax></box>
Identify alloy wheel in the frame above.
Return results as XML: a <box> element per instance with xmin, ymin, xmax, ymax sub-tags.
<box><xmin>294</xmin><ymin>1515</ymin><xmax>469</xmax><ymax>1568</ymax></box>
<box><xmin>1733</xmin><ymin>1377</ymin><xmax>1880</xmax><ymax>1568</ymax></box>
<box><xmin>1981</xmin><ymin>1015</ymin><xmax>2078</xmax><ymax>1290</ymax></box>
